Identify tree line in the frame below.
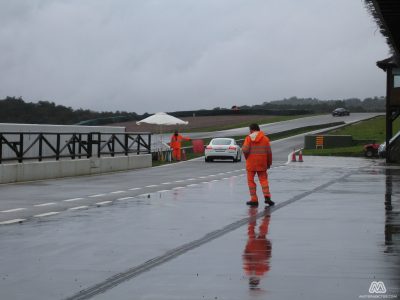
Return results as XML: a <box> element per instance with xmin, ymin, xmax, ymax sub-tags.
<box><xmin>234</xmin><ymin>96</ymin><xmax>386</xmax><ymax>113</ymax></box>
<box><xmin>0</xmin><ymin>96</ymin><xmax>385</xmax><ymax>125</ymax></box>
<box><xmin>0</xmin><ymin>97</ymin><xmax>140</xmax><ymax>125</ymax></box>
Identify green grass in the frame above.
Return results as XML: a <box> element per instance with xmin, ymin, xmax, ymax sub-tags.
<box><xmin>327</xmin><ymin>116</ymin><xmax>399</xmax><ymax>142</ymax></box>
<box><xmin>303</xmin><ymin>116</ymin><xmax>400</xmax><ymax>157</ymax></box>
<box><xmin>303</xmin><ymin>145</ymin><xmax>365</xmax><ymax>157</ymax></box>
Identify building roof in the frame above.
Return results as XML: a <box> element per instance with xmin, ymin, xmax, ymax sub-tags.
<box><xmin>376</xmin><ymin>54</ymin><xmax>399</xmax><ymax>71</ymax></box>
<box><xmin>364</xmin><ymin>0</ymin><xmax>400</xmax><ymax>55</ymax></box>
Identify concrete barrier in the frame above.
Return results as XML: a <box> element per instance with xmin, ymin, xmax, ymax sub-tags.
<box><xmin>0</xmin><ymin>154</ymin><xmax>151</xmax><ymax>184</ymax></box>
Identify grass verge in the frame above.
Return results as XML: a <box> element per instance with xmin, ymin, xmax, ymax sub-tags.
<box><xmin>302</xmin><ymin>116</ymin><xmax>400</xmax><ymax>157</ymax></box>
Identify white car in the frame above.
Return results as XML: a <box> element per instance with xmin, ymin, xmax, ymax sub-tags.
<box><xmin>205</xmin><ymin>138</ymin><xmax>242</xmax><ymax>162</ymax></box>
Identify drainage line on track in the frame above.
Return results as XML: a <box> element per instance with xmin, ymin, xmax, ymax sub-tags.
<box><xmin>64</xmin><ymin>171</ymin><xmax>354</xmax><ymax>300</ymax></box>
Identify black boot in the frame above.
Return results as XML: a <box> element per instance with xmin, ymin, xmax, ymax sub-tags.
<box><xmin>246</xmin><ymin>201</ymin><xmax>259</xmax><ymax>207</ymax></box>
<box><xmin>264</xmin><ymin>197</ymin><xmax>275</xmax><ymax>206</ymax></box>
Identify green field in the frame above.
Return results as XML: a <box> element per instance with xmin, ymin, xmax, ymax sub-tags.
<box><xmin>303</xmin><ymin>116</ymin><xmax>400</xmax><ymax>157</ymax></box>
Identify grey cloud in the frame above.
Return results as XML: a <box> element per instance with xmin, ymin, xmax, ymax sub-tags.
<box><xmin>0</xmin><ymin>0</ymin><xmax>389</xmax><ymax>113</ymax></box>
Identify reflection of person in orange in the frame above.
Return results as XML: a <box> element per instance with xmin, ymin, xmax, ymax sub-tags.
<box><xmin>170</xmin><ymin>130</ymin><xmax>190</xmax><ymax>161</ymax></box>
<box><xmin>242</xmin><ymin>208</ymin><xmax>272</xmax><ymax>289</ymax></box>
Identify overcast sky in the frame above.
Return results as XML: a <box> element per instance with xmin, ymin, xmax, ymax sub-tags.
<box><xmin>0</xmin><ymin>0</ymin><xmax>390</xmax><ymax>114</ymax></box>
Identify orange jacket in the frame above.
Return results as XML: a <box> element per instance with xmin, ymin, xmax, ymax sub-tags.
<box><xmin>242</xmin><ymin>131</ymin><xmax>272</xmax><ymax>171</ymax></box>
<box><xmin>170</xmin><ymin>134</ymin><xmax>190</xmax><ymax>149</ymax></box>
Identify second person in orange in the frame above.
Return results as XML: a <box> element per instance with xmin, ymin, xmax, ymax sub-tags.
<box><xmin>170</xmin><ymin>130</ymin><xmax>191</xmax><ymax>161</ymax></box>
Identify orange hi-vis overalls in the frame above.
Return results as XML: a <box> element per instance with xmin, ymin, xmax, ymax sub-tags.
<box><xmin>170</xmin><ymin>134</ymin><xmax>190</xmax><ymax>161</ymax></box>
<box><xmin>242</xmin><ymin>131</ymin><xmax>272</xmax><ymax>203</ymax></box>
<box><xmin>243</xmin><ymin>208</ymin><xmax>272</xmax><ymax>278</ymax></box>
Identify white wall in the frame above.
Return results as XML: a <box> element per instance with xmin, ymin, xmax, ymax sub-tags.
<box><xmin>0</xmin><ymin>154</ymin><xmax>152</xmax><ymax>184</ymax></box>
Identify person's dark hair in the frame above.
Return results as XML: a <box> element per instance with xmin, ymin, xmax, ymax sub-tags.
<box><xmin>174</xmin><ymin>130</ymin><xmax>178</xmax><ymax>136</ymax></box>
<box><xmin>249</xmin><ymin>123</ymin><xmax>260</xmax><ymax>131</ymax></box>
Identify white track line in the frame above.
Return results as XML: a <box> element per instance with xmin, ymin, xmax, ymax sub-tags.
<box><xmin>64</xmin><ymin>198</ymin><xmax>84</xmax><ymax>202</ymax></box>
<box><xmin>69</xmin><ymin>206</ymin><xmax>88</xmax><ymax>211</ymax></box>
<box><xmin>117</xmin><ymin>197</ymin><xmax>135</xmax><ymax>201</ymax></box>
<box><xmin>96</xmin><ymin>201</ymin><xmax>112</xmax><ymax>206</ymax></box>
<box><xmin>110</xmin><ymin>191</ymin><xmax>126</xmax><ymax>194</ymax></box>
<box><xmin>1</xmin><ymin>208</ymin><xmax>26</xmax><ymax>213</ymax></box>
<box><xmin>34</xmin><ymin>212</ymin><xmax>60</xmax><ymax>218</ymax></box>
<box><xmin>187</xmin><ymin>178</ymin><xmax>196</xmax><ymax>181</ymax></box>
<box><xmin>174</xmin><ymin>180</ymin><xmax>184</xmax><ymax>183</ymax></box>
<box><xmin>129</xmin><ymin>187</ymin><xmax>142</xmax><ymax>191</ymax></box>
<box><xmin>187</xmin><ymin>184</ymin><xmax>199</xmax><ymax>187</ymax></box>
<box><xmin>145</xmin><ymin>185</ymin><xmax>159</xmax><ymax>188</ymax></box>
<box><xmin>88</xmin><ymin>194</ymin><xmax>106</xmax><ymax>198</ymax></box>
<box><xmin>173</xmin><ymin>187</ymin><xmax>184</xmax><ymax>190</ymax></box>
<box><xmin>0</xmin><ymin>219</ymin><xmax>25</xmax><ymax>225</ymax></box>
<box><xmin>34</xmin><ymin>202</ymin><xmax>56</xmax><ymax>207</ymax></box>
<box><xmin>161</xmin><ymin>182</ymin><xmax>171</xmax><ymax>185</ymax></box>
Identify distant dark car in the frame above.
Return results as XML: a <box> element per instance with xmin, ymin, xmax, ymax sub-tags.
<box><xmin>363</xmin><ymin>143</ymin><xmax>380</xmax><ymax>158</ymax></box>
<box><xmin>332</xmin><ymin>108</ymin><xmax>350</xmax><ymax>116</ymax></box>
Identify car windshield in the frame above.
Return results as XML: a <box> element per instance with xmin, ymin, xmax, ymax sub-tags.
<box><xmin>211</xmin><ymin>139</ymin><xmax>232</xmax><ymax>145</ymax></box>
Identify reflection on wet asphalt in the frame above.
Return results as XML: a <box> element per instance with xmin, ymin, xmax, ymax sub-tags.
<box><xmin>242</xmin><ymin>208</ymin><xmax>272</xmax><ymax>290</ymax></box>
<box><xmin>385</xmin><ymin>169</ymin><xmax>400</xmax><ymax>259</ymax></box>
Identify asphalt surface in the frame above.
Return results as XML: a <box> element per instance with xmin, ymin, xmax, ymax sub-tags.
<box><xmin>1</xmin><ymin>112</ymin><xmax>398</xmax><ymax>299</ymax></box>
<box><xmin>1</xmin><ymin>156</ymin><xmax>399</xmax><ymax>299</ymax></box>
<box><xmin>0</xmin><ymin>131</ymin><xmax>308</xmax><ymax>223</ymax></box>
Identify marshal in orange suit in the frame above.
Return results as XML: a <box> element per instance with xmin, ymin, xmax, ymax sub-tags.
<box><xmin>170</xmin><ymin>130</ymin><xmax>190</xmax><ymax>161</ymax></box>
<box><xmin>242</xmin><ymin>123</ymin><xmax>274</xmax><ymax>207</ymax></box>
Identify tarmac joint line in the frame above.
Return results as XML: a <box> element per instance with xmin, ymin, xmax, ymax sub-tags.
<box><xmin>63</xmin><ymin>170</ymin><xmax>355</xmax><ymax>300</ymax></box>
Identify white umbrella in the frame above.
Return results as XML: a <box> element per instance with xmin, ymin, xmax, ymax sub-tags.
<box><xmin>136</xmin><ymin>112</ymin><xmax>188</xmax><ymax>153</ymax></box>
<box><xmin>136</xmin><ymin>112</ymin><xmax>188</xmax><ymax>126</ymax></box>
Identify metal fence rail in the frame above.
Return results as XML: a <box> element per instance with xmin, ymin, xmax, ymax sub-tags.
<box><xmin>0</xmin><ymin>132</ymin><xmax>152</xmax><ymax>163</ymax></box>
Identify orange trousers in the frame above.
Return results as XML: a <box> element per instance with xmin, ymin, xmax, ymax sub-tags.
<box><xmin>247</xmin><ymin>171</ymin><xmax>270</xmax><ymax>202</ymax></box>
<box><xmin>172</xmin><ymin>148</ymin><xmax>181</xmax><ymax>160</ymax></box>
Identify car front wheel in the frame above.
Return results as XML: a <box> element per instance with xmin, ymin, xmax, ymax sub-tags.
<box><xmin>365</xmin><ymin>149</ymin><xmax>374</xmax><ymax>158</ymax></box>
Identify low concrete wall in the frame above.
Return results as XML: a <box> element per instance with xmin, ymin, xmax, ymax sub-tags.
<box><xmin>0</xmin><ymin>154</ymin><xmax>151</xmax><ymax>184</ymax></box>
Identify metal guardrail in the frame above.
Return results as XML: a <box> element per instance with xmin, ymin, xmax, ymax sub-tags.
<box><xmin>0</xmin><ymin>132</ymin><xmax>152</xmax><ymax>163</ymax></box>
